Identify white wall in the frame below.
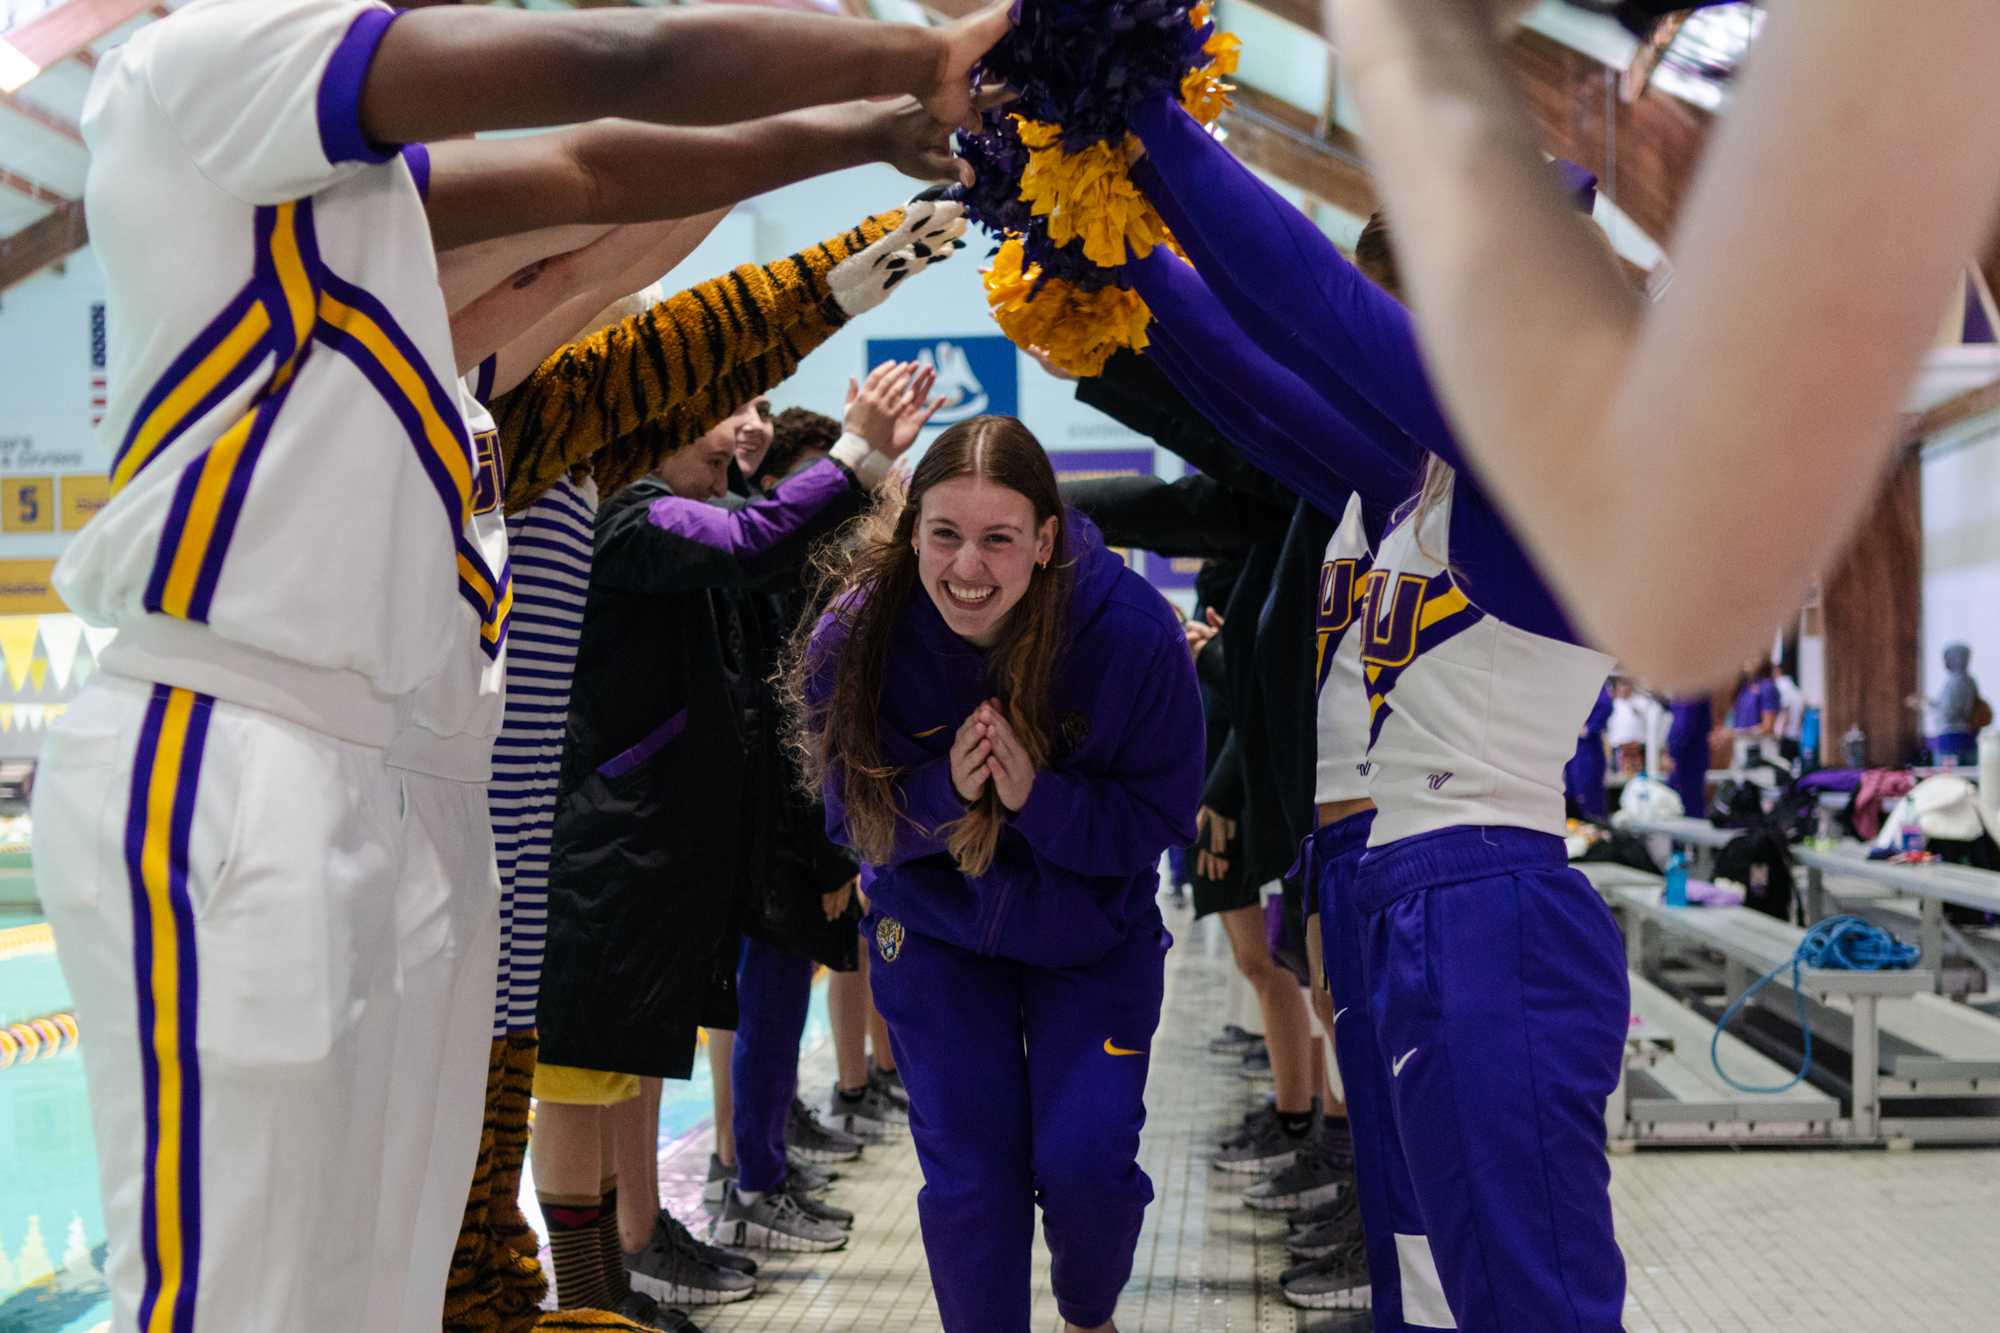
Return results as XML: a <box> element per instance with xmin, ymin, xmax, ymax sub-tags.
<box><xmin>0</xmin><ymin>247</ymin><xmax>110</xmax><ymax>567</ymax></box>
<box><xmin>1920</xmin><ymin>415</ymin><xmax>2000</xmax><ymax>713</ymax></box>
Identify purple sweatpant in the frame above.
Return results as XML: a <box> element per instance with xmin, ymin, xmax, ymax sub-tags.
<box><xmin>867</xmin><ymin>913</ymin><xmax>1170</xmax><ymax>1331</ymax></box>
<box><xmin>1355</xmin><ymin>828</ymin><xmax>1630</xmax><ymax>1332</ymax></box>
<box><xmin>1314</xmin><ymin>812</ymin><xmax>1453</xmax><ymax>1330</ymax></box>
<box><xmin>732</xmin><ymin>934</ymin><xmax>813</xmax><ymax>1193</ymax></box>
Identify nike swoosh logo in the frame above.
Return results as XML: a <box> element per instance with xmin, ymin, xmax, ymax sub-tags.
<box><xmin>1103</xmin><ymin>1039</ymin><xmax>1144</xmax><ymax>1057</ymax></box>
<box><xmin>913</xmin><ymin>725</ymin><xmax>948</xmax><ymax>739</ymax></box>
<box><xmin>1392</xmin><ymin>1048</ymin><xmax>1417</xmax><ymax>1077</ymax></box>
<box><xmin>1332</xmin><ymin>1007</ymin><xmax>1349</xmax><ymax>1026</ymax></box>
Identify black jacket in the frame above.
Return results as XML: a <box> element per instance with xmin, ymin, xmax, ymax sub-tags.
<box><xmin>539</xmin><ymin>463</ymin><xmax>864</xmax><ymax>1079</ymax></box>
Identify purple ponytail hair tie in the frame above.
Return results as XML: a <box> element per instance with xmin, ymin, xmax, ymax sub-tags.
<box><xmin>1552</xmin><ymin>159</ymin><xmax>1599</xmax><ymax>214</ymax></box>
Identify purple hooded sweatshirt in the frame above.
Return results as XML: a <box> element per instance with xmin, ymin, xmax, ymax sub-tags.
<box><xmin>808</xmin><ymin>511</ymin><xmax>1204</xmax><ymax>970</ymax></box>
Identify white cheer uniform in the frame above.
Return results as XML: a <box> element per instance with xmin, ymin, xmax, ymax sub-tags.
<box><xmin>32</xmin><ymin>2</ymin><xmax>507</xmax><ymax>1328</ymax></box>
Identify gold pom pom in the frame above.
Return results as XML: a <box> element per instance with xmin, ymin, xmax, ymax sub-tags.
<box><xmin>983</xmin><ymin>237</ymin><xmax>1155</xmax><ymax>378</ymax></box>
<box><xmin>1014</xmin><ymin>118</ymin><xmax>1172</xmax><ymax>270</ymax></box>
<box><xmin>1181</xmin><ymin>5</ymin><xmax>1240</xmax><ymax>125</ymax></box>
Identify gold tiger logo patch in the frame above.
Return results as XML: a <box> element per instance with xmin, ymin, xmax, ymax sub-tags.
<box><xmin>875</xmin><ymin>915</ymin><xmax>906</xmax><ymax>964</ymax></box>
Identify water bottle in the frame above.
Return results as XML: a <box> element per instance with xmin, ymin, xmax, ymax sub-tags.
<box><xmin>1800</xmin><ymin>706</ymin><xmax>1822</xmax><ymax>767</ymax></box>
<box><xmin>1842</xmin><ymin>725</ymin><xmax>1867</xmax><ymax>770</ymax></box>
<box><xmin>1898</xmin><ymin>795</ymin><xmax>1926</xmax><ymax>855</ymax></box>
<box><xmin>1664</xmin><ymin>850</ymin><xmax>1690</xmax><ymax>907</ymax></box>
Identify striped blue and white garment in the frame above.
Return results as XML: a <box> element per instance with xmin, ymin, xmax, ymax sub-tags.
<box><xmin>489</xmin><ymin>475</ymin><xmax>597</xmax><ymax>1036</ymax></box>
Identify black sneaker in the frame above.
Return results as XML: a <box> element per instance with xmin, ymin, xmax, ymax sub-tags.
<box><xmin>787</xmin><ymin>1098</ymin><xmax>865</xmax><ymax>1163</ymax></box>
<box><xmin>784</xmin><ymin>1177</ymin><xmax>854</xmax><ymax>1229</ymax></box>
<box><xmin>1209</xmin><ymin>1024</ymin><xmax>1265</xmax><ymax>1054</ymax></box>
<box><xmin>1281</xmin><ymin>1242</ymin><xmax>1372</xmax><ymax>1311</ymax></box>
<box><xmin>1237</xmin><ymin>1046</ymin><xmax>1273</xmax><ymax>1082</ymax></box>
<box><xmin>624</xmin><ymin>1218</ymin><xmax>756</xmax><ymax>1307</ymax></box>
<box><xmin>1244</xmin><ymin>1138</ymin><xmax>1352</xmax><ymax>1213</ymax></box>
<box><xmin>656</xmin><ymin>1209</ymin><xmax>757</xmax><ymax>1277</ymax></box>
<box><xmin>615</xmin><ymin>1290</ymin><xmax>706</xmax><ymax>1331</ymax></box>
<box><xmin>1213</xmin><ymin>1111</ymin><xmax>1299</xmax><ymax>1175</ymax></box>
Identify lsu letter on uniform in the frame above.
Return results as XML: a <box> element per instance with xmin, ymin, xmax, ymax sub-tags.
<box><xmin>29</xmin><ymin>2</ymin><xmax>511</xmax><ymax>1329</ymax></box>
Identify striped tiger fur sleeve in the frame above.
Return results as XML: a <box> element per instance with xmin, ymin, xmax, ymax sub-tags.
<box><xmin>587</xmin><ymin>341</ymin><xmax>807</xmax><ymax>499</ymax></box>
<box><xmin>494</xmin><ymin>210</ymin><xmax>902</xmax><ymax>514</ymax></box>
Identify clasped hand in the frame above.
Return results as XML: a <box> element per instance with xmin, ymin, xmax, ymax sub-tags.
<box><xmin>948</xmin><ymin>698</ymin><xmax>1036</xmax><ymax>812</ymax></box>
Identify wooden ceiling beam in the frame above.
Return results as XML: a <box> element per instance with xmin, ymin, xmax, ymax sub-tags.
<box><xmin>0</xmin><ymin>200</ymin><xmax>86</xmax><ymax>294</ymax></box>
<box><xmin>2</xmin><ymin>0</ymin><xmax>155</xmax><ymax>86</ymax></box>
<box><xmin>1912</xmin><ymin>376</ymin><xmax>2000</xmax><ymax>444</ymax></box>
<box><xmin>0</xmin><ymin>165</ymin><xmax>68</xmax><ymax>205</ymax></box>
<box><xmin>0</xmin><ymin>90</ymin><xmax>83</xmax><ymax>144</ymax></box>
<box><xmin>1218</xmin><ymin>84</ymin><xmax>1377</xmax><ymax>220</ymax></box>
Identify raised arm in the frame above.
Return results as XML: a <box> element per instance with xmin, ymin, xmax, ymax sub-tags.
<box><xmin>1334</xmin><ymin>0</ymin><xmax>2000</xmax><ymax>683</ymax></box>
<box><xmin>420</xmin><ymin>98</ymin><xmax>966</xmax><ymax>250</ymax></box>
<box><xmin>1067</xmin><ymin>351</ymin><xmax>1289</xmax><ymax>506</ymax></box>
<box><xmin>492</xmin><ymin>202</ymin><xmax>964</xmax><ymax>509</ymax></box>
<box><xmin>452</xmin><ymin>211</ymin><xmax>726</xmax><ymax>379</ymax></box>
<box><xmin>362</xmin><ymin>1</ymin><xmax>1011</xmax><ymax>142</ymax></box>
<box><xmin>1128</xmin><ymin>97</ymin><xmax>1463</xmax><ymax>464</ymax></box>
<box><xmin>1128</xmin><ymin>248</ymin><xmax>1421</xmax><ymax>515</ymax></box>
<box><xmin>1060</xmin><ymin>474</ymin><xmax>1291</xmax><ymax>557</ymax></box>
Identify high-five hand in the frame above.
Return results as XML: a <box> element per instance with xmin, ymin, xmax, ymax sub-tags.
<box><xmin>890</xmin><ymin>363</ymin><xmax>946</xmax><ymax>455</ymax></box>
<box><xmin>846</xmin><ymin>361</ymin><xmax>920</xmax><ymax>453</ymax></box>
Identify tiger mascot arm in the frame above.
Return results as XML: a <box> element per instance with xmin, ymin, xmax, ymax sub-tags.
<box><xmin>493</xmin><ymin>196</ymin><xmax>965</xmax><ymax>513</ymax></box>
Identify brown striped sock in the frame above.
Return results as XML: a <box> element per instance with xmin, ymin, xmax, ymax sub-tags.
<box><xmin>539</xmin><ymin>1192</ymin><xmax>611</xmax><ymax>1311</ymax></box>
<box><xmin>597</xmin><ymin>1176</ymin><xmax>630</xmax><ymax>1303</ymax></box>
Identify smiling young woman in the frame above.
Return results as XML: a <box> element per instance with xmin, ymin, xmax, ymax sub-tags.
<box><xmin>783</xmin><ymin>415</ymin><xmax>1206</xmax><ymax>1332</ymax></box>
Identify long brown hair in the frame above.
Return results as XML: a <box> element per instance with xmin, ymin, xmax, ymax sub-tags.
<box><xmin>782</xmin><ymin>416</ymin><xmax>1073</xmax><ymax>877</ymax></box>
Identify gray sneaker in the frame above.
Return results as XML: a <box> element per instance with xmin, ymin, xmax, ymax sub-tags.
<box><xmin>787</xmin><ymin>1098</ymin><xmax>865</xmax><ymax>1164</ymax></box>
<box><xmin>624</xmin><ymin>1217</ymin><xmax>757</xmax><ymax>1306</ymax></box>
<box><xmin>784</xmin><ymin>1177</ymin><xmax>854</xmax><ymax>1229</ymax></box>
<box><xmin>1244</xmin><ymin>1139</ymin><xmax>1351</xmax><ymax>1213</ymax></box>
<box><xmin>826</xmin><ymin>1080</ymin><xmax>906</xmax><ymax>1142</ymax></box>
<box><xmin>1218</xmin><ymin>1102</ymin><xmax>1277</xmax><ymax>1150</ymax></box>
<box><xmin>1213</xmin><ymin>1113</ymin><xmax>1301</xmax><ymax>1175</ymax></box>
<box><xmin>700</xmin><ymin>1151</ymin><xmax>731</xmax><ymax>1216</ymax></box>
<box><xmin>788</xmin><ymin>1160</ymin><xmax>837</xmax><ymax>1194</ymax></box>
<box><xmin>1281</xmin><ymin>1242</ymin><xmax>1372</xmax><ymax>1311</ymax></box>
<box><xmin>1286</xmin><ymin>1208</ymin><xmax>1362</xmax><ymax>1261</ymax></box>
<box><xmin>656</xmin><ymin>1209</ymin><xmax>757</xmax><ymax>1276</ymax></box>
<box><xmin>1209</xmin><ymin>1024</ymin><xmax>1264</xmax><ymax>1054</ymax></box>
<box><xmin>870</xmin><ymin>1066</ymin><xmax>910</xmax><ymax>1113</ymax></box>
<box><xmin>711</xmin><ymin>1182</ymin><xmax>848</xmax><ymax>1253</ymax></box>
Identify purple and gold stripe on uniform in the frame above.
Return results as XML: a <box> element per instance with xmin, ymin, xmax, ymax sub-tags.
<box><xmin>313</xmin><ymin>271</ymin><xmax>513</xmax><ymax>658</ymax></box>
<box><xmin>124</xmin><ymin>684</ymin><xmax>215</xmax><ymax>1333</ymax></box>
<box><xmin>1314</xmin><ymin>554</ymin><xmax>1368</xmax><ymax>689</ymax></box>
<box><xmin>1359</xmin><ymin>569</ymin><xmax>1482</xmax><ymax>749</ymax></box>
<box><xmin>142</xmin><ymin>202</ymin><xmax>323</xmax><ymax>622</ymax></box>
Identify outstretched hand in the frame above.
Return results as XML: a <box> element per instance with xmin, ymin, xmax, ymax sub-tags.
<box><xmin>923</xmin><ymin>1</ymin><xmax>1015</xmax><ymax>133</ymax></box>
